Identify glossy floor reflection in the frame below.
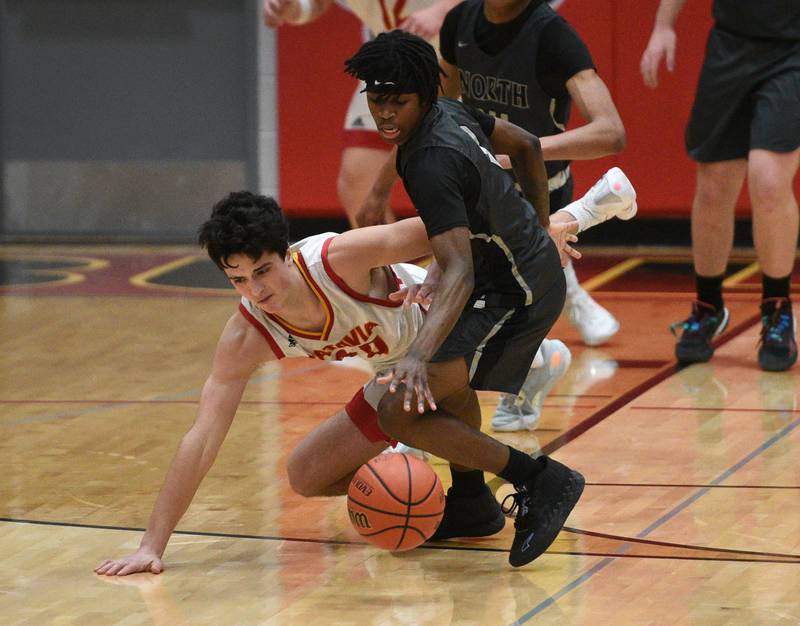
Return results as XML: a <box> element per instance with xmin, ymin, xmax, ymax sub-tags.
<box><xmin>1</xmin><ymin>245</ymin><xmax>798</xmax><ymax>624</ymax></box>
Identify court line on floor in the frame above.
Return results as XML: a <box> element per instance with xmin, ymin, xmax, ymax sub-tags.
<box><xmin>0</xmin><ymin>362</ymin><xmax>332</xmax><ymax>427</ymax></box>
<box><xmin>512</xmin><ymin>414</ymin><xmax>800</xmax><ymax>625</ymax></box>
<box><xmin>541</xmin><ymin>312</ymin><xmax>762</xmax><ymax>455</ymax></box>
<box><xmin>585</xmin><ymin>482</ymin><xmax>799</xmax><ymax>489</ymax></box>
<box><xmin>2</xmin><ymin>516</ymin><xmax>797</xmax><ymax>564</ymax></box>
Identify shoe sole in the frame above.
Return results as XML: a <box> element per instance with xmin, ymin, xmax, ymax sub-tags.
<box><xmin>430</xmin><ymin>509</ymin><xmax>506</xmax><ymax>541</ymax></box>
<box><xmin>675</xmin><ymin>307</ymin><xmax>730</xmax><ymax>364</ymax></box>
<box><xmin>582</xmin><ymin>318</ymin><xmax>620</xmax><ymax>347</ymax></box>
<box><xmin>759</xmin><ymin>316</ymin><xmax>798</xmax><ymax>372</ymax></box>
<box><xmin>759</xmin><ymin>350</ymin><xmax>798</xmax><ymax>372</ymax></box>
<box><xmin>509</xmin><ymin>470</ymin><xmax>585</xmax><ymax>567</ymax></box>
<box><xmin>605</xmin><ymin>167</ymin><xmax>637</xmax><ymax>221</ymax></box>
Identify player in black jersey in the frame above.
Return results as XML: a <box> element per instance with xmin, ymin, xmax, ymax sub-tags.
<box><xmin>439</xmin><ymin>0</ymin><xmax>636</xmax><ymax>430</ymax></box>
<box><xmin>345</xmin><ymin>30</ymin><xmax>586</xmax><ymax>567</ymax></box>
<box><xmin>641</xmin><ymin>0</ymin><xmax>798</xmax><ymax>372</ymax></box>
<box><xmin>439</xmin><ymin>0</ymin><xmax>629</xmax><ymax>352</ymax></box>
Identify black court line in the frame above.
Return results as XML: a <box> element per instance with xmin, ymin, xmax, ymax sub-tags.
<box><xmin>3</xmin><ymin>517</ymin><xmax>798</xmax><ymax>564</ymax></box>
<box><xmin>565</xmin><ymin>527</ymin><xmax>800</xmax><ymax>561</ymax></box>
<box><xmin>586</xmin><ymin>482</ymin><xmax>800</xmax><ymax>489</ymax></box>
<box><xmin>542</xmin><ymin>312</ymin><xmax>762</xmax><ymax>456</ymax></box>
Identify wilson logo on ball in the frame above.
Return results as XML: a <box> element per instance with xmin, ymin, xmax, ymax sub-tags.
<box><xmin>348</xmin><ymin>509</ymin><xmax>372</xmax><ymax>529</ymax></box>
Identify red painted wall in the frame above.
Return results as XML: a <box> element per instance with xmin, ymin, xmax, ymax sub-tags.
<box><xmin>278</xmin><ymin>0</ymin><xmax>795</xmax><ymax>218</ymax></box>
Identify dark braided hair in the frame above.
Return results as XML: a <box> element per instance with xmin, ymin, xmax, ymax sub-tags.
<box><xmin>198</xmin><ymin>191</ymin><xmax>290</xmax><ymax>270</ymax></box>
<box><xmin>344</xmin><ymin>30</ymin><xmax>444</xmax><ymax>106</ymax></box>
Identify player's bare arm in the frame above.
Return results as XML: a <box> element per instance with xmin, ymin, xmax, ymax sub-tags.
<box><xmin>379</xmin><ymin>226</ymin><xmax>473</xmax><ymax>412</ymax></box>
<box><xmin>262</xmin><ymin>0</ymin><xmax>333</xmax><ymax>28</ymax></box>
<box><xmin>538</xmin><ymin>69</ymin><xmax>626</xmax><ymax>161</ymax></box>
<box><xmin>640</xmin><ymin>0</ymin><xmax>687</xmax><ymax>88</ymax></box>
<box><xmin>487</xmin><ymin>118</ymin><xmax>550</xmax><ymax>227</ymax></box>
<box><xmin>399</xmin><ymin>0</ymin><xmax>463</xmax><ymax>40</ymax></box>
<box><xmin>326</xmin><ymin>217</ymin><xmax>432</xmax><ymax>293</ymax></box>
<box><xmin>94</xmin><ymin>315</ymin><xmax>274</xmax><ymax>576</ymax></box>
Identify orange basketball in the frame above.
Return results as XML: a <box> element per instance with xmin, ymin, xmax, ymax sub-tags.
<box><xmin>347</xmin><ymin>453</ymin><xmax>445</xmax><ymax>551</ymax></box>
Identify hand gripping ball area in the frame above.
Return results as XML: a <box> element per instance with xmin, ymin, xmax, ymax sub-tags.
<box><xmin>347</xmin><ymin>453</ymin><xmax>445</xmax><ymax>551</ymax></box>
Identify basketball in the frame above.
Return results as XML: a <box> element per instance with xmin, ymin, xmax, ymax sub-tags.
<box><xmin>347</xmin><ymin>453</ymin><xmax>445</xmax><ymax>551</ymax></box>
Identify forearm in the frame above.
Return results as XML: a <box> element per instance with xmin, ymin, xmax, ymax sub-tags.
<box><xmin>405</xmin><ymin>261</ymin><xmax>473</xmax><ymax>361</ymax></box>
<box><xmin>539</xmin><ymin>118</ymin><xmax>625</xmax><ymax>161</ymax></box>
<box><xmin>654</xmin><ymin>0</ymin><xmax>687</xmax><ymax>29</ymax></box>
<box><xmin>511</xmin><ymin>139</ymin><xmax>550</xmax><ymax>227</ymax></box>
<box><xmin>139</xmin><ymin>431</ymin><xmax>219</xmax><ymax>556</ymax></box>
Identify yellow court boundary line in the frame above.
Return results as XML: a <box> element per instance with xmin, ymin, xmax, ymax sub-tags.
<box><xmin>723</xmin><ymin>262</ymin><xmax>761</xmax><ymax>287</ymax></box>
<box><xmin>0</xmin><ymin>254</ymin><xmax>109</xmax><ymax>289</ymax></box>
<box><xmin>130</xmin><ymin>255</ymin><xmax>234</xmax><ymax>295</ymax></box>
<box><xmin>581</xmin><ymin>257</ymin><xmax>645</xmax><ymax>292</ymax></box>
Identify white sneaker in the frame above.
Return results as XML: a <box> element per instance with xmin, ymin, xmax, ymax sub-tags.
<box><xmin>383</xmin><ymin>442</ymin><xmax>431</xmax><ymax>461</ymax></box>
<box><xmin>561</xmin><ymin>167</ymin><xmax>637</xmax><ymax>232</ymax></box>
<box><xmin>491</xmin><ymin>339</ymin><xmax>572</xmax><ymax>432</ymax></box>
<box><xmin>566</xmin><ymin>288</ymin><xmax>620</xmax><ymax>346</ymax></box>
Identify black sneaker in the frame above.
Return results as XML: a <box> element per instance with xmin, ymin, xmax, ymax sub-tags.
<box><xmin>671</xmin><ymin>301</ymin><xmax>729</xmax><ymax>364</ymax></box>
<box><xmin>429</xmin><ymin>484</ymin><xmax>505</xmax><ymax>541</ymax></box>
<box><xmin>504</xmin><ymin>457</ymin><xmax>584</xmax><ymax>567</ymax></box>
<box><xmin>758</xmin><ymin>298</ymin><xmax>797</xmax><ymax>372</ymax></box>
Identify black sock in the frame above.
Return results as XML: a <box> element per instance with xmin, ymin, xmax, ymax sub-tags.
<box><xmin>762</xmin><ymin>273</ymin><xmax>791</xmax><ymax>314</ymax></box>
<box><xmin>696</xmin><ymin>273</ymin><xmax>724</xmax><ymax>311</ymax></box>
<box><xmin>497</xmin><ymin>447</ymin><xmax>545</xmax><ymax>486</ymax></box>
<box><xmin>448</xmin><ymin>468</ymin><xmax>485</xmax><ymax>497</ymax></box>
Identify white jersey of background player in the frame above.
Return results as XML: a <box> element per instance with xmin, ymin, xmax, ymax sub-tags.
<box><xmin>263</xmin><ymin>0</ymin><xmax>461</xmax><ymax>228</ymax></box>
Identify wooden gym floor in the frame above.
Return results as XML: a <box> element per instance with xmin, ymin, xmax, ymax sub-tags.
<box><xmin>1</xmin><ymin>244</ymin><xmax>798</xmax><ymax>625</ymax></box>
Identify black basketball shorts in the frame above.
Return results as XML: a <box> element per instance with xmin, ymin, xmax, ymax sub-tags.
<box><xmin>686</xmin><ymin>26</ymin><xmax>800</xmax><ymax>162</ymax></box>
<box><xmin>430</xmin><ymin>273</ymin><xmax>566</xmax><ymax>395</ymax></box>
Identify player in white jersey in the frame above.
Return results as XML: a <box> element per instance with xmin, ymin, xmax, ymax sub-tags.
<box><xmin>263</xmin><ymin>0</ymin><xmax>461</xmax><ymax>227</ymax></box>
<box><xmin>93</xmin><ymin>192</ymin><xmax>501</xmax><ymax>576</ymax></box>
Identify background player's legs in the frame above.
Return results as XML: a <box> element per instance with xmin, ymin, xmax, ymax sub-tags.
<box><xmin>749</xmin><ymin>148</ymin><xmax>800</xmax><ymax>278</ymax></box>
<box><xmin>337</xmin><ymin>146</ymin><xmax>395</xmax><ymax>228</ymax></box>
<box><xmin>692</xmin><ymin>160</ymin><xmax>746</xmax><ymax>277</ymax></box>
<box><xmin>287</xmin><ymin>408</ymin><xmax>388</xmax><ymax>497</ymax></box>
<box><xmin>673</xmin><ymin>160</ymin><xmax>745</xmax><ymax>364</ymax></box>
<box><xmin>749</xmin><ymin>147</ymin><xmax>799</xmax><ymax>371</ymax></box>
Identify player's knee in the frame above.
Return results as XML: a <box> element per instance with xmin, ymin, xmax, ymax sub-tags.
<box><xmin>286</xmin><ymin>450</ymin><xmax>322</xmax><ymax>497</ymax></box>
<box><xmin>376</xmin><ymin>395</ymin><xmax>406</xmax><ymax>438</ymax></box>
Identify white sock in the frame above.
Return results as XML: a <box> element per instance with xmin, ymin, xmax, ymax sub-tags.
<box><xmin>531</xmin><ymin>343</ymin><xmax>545</xmax><ymax>369</ymax></box>
<box><xmin>563</xmin><ymin>260</ymin><xmax>583</xmax><ymax>299</ymax></box>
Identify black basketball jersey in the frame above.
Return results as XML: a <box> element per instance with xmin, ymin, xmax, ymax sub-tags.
<box><xmin>453</xmin><ymin>0</ymin><xmax>569</xmax><ymax>179</ymax></box>
<box><xmin>397</xmin><ymin>98</ymin><xmax>560</xmax><ymax>306</ymax></box>
<box><xmin>713</xmin><ymin>0</ymin><xmax>800</xmax><ymax>40</ymax></box>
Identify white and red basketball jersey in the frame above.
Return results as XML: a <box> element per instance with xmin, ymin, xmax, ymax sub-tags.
<box><xmin>344</xmin><ymin>0</ymin><xmax>440</xmax><ymax>46</ymax></box>
<box><xmin>239</xmin><ymin>233</ymin><xmax>426</xmax><ymax>371</ymax></box>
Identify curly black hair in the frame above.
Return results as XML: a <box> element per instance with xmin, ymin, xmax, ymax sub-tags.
<box><xmin>198</xmin><ymin>192</ymin><xmax>290</xmax><ymax>270</ymax></box>
<box><xmin>344</xmin><ymin>30</ymin><xmax>444</xmax><ymax>106</ymax></box>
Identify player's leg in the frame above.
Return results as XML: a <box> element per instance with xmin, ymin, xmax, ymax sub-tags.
<box><xmin>674</xmin><ymin>26</ymin><xmax>754</xmax><ymax>364</ymax></box>
<box><xmin>495</xmin><ymin>168</ymin><xmax>637</xmax><ymax>431</ymax></box>
<box><xmin>379</xmin><ymin>279</ymin><xmax>585</xmax><ymax>565</ymax></box>
<box><xmin>429</xmin><ymin>385</ymin><xmax>506</xmax><ymax>540</ymax></box>
<box><xmin>555</xmin><ymin>167</ymin><xmax>638</xmax><ymax>232</ymax></box>
<box><xmin>747</xmin><ymin>58</ymin><xmax>800</xmax><ymax>370</ymax></box>
<box><xmin>670</xmin><ymin>160</ymin><xmax>744</xmax><ymax>364</ymax></box>
<box><xmin>286</xmin><ymin>405</ymin><xmax>389</xmax><ymax>497</ymax></box>
<box><xmin>338</xmin><ymin>83</ymin><xmax>395</xmax><ymax>228</ymax></box>
<box><xmin>337</xmin><ymin>147</ymin><xmax>395</xmax><ymax>228</ymax></box>
<box><xmin>553</xmin><ymin>177</ymin><xmax>620</xmax><ymax>346</ymax></box>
